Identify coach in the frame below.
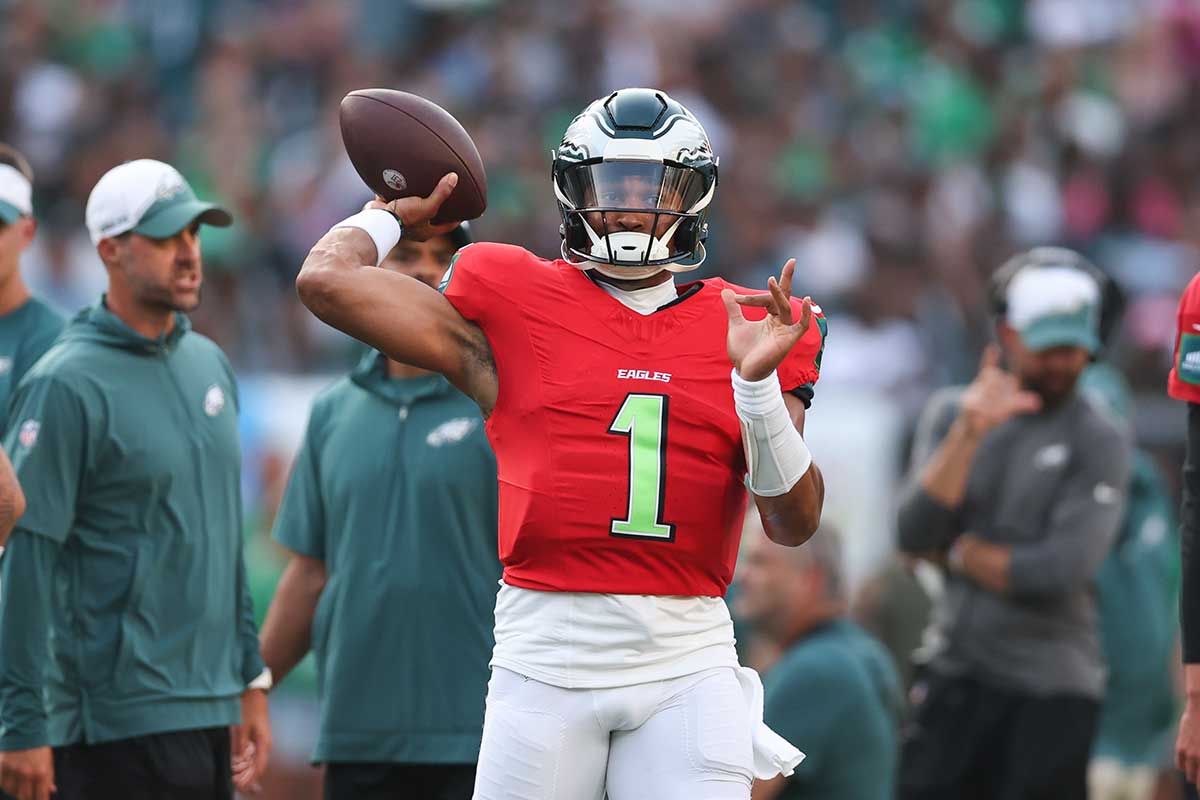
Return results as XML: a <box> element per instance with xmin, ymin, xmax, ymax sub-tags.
<box><xmin>259</xmin><ymin>224</ymin><xmax>499</xmax><ymax>800</ymax></box>
<box><xmin>0</xmin><ymin>160</ymin><xmax>271</xmax><ymax>800</ymax></box>
<box><xmin>895</xmin><ymin>250</ymin><xmax>1131</xmax><ymax>800</ymax></box>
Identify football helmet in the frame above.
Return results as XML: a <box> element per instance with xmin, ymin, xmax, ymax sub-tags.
<box><xmin>552</xmin><ymin>88</ymin><xmax>718</xmax><ymax>279</ymax></box>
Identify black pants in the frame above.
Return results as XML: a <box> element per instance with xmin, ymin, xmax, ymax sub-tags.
<box><xmin>898</xmin><ymin>670</ymin><xmax>1099</xmax><ymax>800</ymax></box>
<box><xmin>324</xmin><ymin>763</ymin><xmax>476</xmax><ymax>800</ymax></box>
<box><xmin>51</xmin><ymin>727</ymin><xmax>231</xmax><ymax>800</ymax></box>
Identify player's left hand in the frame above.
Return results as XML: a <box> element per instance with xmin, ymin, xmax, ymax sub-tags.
<box><xmin>722</xmin><ymin>258</ymin><xmax>813</xmax><ymax>382</ymax></box>
<box><xmin>232</xmin><ymin>688</ymin><xmax>272</xmax><ymax>794</ymax></box>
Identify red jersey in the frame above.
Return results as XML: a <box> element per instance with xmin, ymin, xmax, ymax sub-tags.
<box><xmin>1170</xmin><ymin>271</ymin><xmax>1200</xmax><ymax>404</ymax></box>
<box><xmin>442</xmin><ymin>243</ymin><xmax>825</xmax><ymax>596</ymax></box>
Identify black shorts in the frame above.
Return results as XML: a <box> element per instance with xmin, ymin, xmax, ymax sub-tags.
<box><xmin>52</xmin><ymin>727</ymin><xmax>231</xmax><ymax>800</ymax></box>
<box><xmin>898</xmin><ymin>669</ymin><xmax>1098</xmax><ymax>800</ymax></box>
<box><xmin>324</xmin><ymin>762</ymin><xmax>476</xmax><ymax>800</ymax></box>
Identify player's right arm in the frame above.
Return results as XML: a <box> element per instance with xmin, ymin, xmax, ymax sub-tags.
<box><xmin>296</xmin><ymin>174</ymin><xmax>498</xmax><ymax>414</ymax></box>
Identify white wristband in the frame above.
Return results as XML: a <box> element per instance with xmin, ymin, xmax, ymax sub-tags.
<box><xmin>732</xmin><ymin>369</ymin><xmax>812</xmax><ymax>497</ymax></box>
<box><xmin>248</xmin><ymin>667</ymin><xmax>273</xmax><ymax>692</ymax></box>
<box><xmin>332</xmin><ymin>209</ymin><xmax>402</xmax><ymax>266</ymax></box>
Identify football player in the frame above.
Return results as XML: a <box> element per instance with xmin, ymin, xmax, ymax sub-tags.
<box><xmin>296</xmin><ymin>88</ymin><xmax>826</xmax><ymax>800</ymax></box>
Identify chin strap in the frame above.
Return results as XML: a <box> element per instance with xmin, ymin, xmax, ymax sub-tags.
<box><xmin>565</xmin><ymin>245</ymin><xmax>707</xmax><ymax>280</ymax></box>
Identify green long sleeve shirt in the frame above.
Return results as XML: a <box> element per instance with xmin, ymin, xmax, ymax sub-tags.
<box><xmin>0</xmin><ymin>299</ymin><xmax>261</xmax><ymax>749</ymax></box>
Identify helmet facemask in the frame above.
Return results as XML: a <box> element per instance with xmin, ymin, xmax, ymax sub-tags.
<box><xmin>555</xmin><ymin>159</ymin><xmax>714</xmax><ymax>276</ymax></box>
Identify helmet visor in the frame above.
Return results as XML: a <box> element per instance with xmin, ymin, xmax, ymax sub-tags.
<box><xmin>558</xmin><ymin>161</ymin><xmax>708</xmax><ymax>214</ymax></box>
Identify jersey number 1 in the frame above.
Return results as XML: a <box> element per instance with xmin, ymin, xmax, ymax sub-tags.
<box><xmin>608</xmin><ymin>393</ymin><xmax>675</xmax><ymax>541</ymax></box>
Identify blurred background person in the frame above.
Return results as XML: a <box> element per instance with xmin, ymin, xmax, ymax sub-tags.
<box><xmin>259</xmin><ymin>225</ymin><xmax>499</xmax><ymax>800</ymax></box>
<box><xmin>1083</xmin><ymin>365</ymin><xmax>1181</xmax><ymax>800</ymax></box>
<box><xmin>851</xmin><ymin>554</ymin><xmax>938</xmax><ymax>697</ymax></box>
<box><xmin>1168</xmin><ymin>267</ymin><xmax>1200</xmax><ymax>796</ymax></box>
<box><xmin>896</xmin><ymin>253</ymin><xmax>1132</xmax><ymax>800</ymax></box>
<box><xmin>736</xmin><ymin>520</ymin><xmax>901</xmax><ymax>800</ymax></box>
<box><xmin>0</xmin><ymin>143</ymin><xmax>63</xmax><ymax>428</ymax></box>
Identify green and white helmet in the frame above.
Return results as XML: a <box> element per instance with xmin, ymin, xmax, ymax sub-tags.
<box><xmin>552</xmin><ymin>88</ymin><xmax>719</xmax><ymax>279</ymax></box>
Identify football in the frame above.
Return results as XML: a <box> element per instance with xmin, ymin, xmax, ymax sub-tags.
<box><xmin>339</xmin><ymin>88</ymin><xmax>488</xmax><ymax>223</ymax></box>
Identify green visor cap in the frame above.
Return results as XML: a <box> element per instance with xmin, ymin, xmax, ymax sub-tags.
<box><xmin>0</xmin><ymin>200</ymin><xmax>26</xmax><ymax>225</ymax></box>
<box><xmin>1019</xmin><ymin>304</ymin><xmax>1100</xmax><ymax>354</ymax></box>
<box><xmin>131</xmin><ymin>187</ymin><xmax>233</xmax><ymax>239</ymax></box>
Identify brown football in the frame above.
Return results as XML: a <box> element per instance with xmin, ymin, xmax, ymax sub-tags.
<box><xmin>339</xmin><ymin>88</ymin><xmax>488</xmax><ymax>223</ymax></box>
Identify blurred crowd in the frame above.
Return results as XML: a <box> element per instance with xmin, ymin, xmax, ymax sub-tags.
<box><xmin>3</xmin><ymin>0</ymin><xmax>1200</xmax><ymax>795</ymax></box>
<box><xmin>0</xmin><ymin>0</ymin><xmax>1196</xmax><ymax>396</ymax></box>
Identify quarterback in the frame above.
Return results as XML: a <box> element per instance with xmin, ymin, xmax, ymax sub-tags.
<box><xmin>297</xmin><ymin>88</ymin><xmax>826</xmax><ymax>799</ymax></box>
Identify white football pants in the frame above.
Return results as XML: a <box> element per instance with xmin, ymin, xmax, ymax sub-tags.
<box><xmin>472</xmin><ymin>666</ymin><xmax>755</xmax><ymax>800</ymax></box>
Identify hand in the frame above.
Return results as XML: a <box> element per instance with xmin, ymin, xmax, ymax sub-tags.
<box><xmin>0</xmin><ymin>746</ymin><xmax>55</xmax><ymax>800</ymax></box>
<box><xmin>366</xmin><ymin>173</ymin><xmax>462</xmax><ymax>242</ymax></box>
<box><xmin>1179</xmin><ymin>699</ymin><xmax>1200</xmax><ymax>785</ymax></box>
<box><xmin>957</xmin><ymin>346</ymin><xmax>1041</xmax><ymax>437</ymax></box>
<box><xmin>231</xmin><ymin>689</ymin><xmax>272</xmax><ymax>794</ymax></box>
<box><xmin>722</xmin><ymin>259</ymin><xmax>813</xmax><ymax>382</ymax></box>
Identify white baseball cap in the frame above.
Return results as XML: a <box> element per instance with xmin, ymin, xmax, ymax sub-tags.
<box><xmin>85</xmin><ymin>159</ymin><xmax>232</xmax><ymax>245</ymax></box>
<box><xmin>1006</xmin><ymin>265</ymin><xmax>1101</xmax><ymax>353</ymax></box>
<box><xmin>0</xmin><ymin>164</ymin><xmax>32</xmax><ymax>225</ymax></box>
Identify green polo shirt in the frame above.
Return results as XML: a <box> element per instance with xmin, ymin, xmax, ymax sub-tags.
<box><xmin>763</xmin><ymin>619</ymin><xmax>902</xmax><ymax>800</ymax></box>
<box><xmin>0</xmin><ymin>296</ymin><xmax>64</xmax><ymax>430</ymax></box>
<box><xmin>0</xmin><ymin>300</ymin><xmax>262</xmax><ymax>748</ymax></box>
<box><xmin>273</xmin><ymin>352</ymin><xmax>499</xmax><ymax>765</ymax></box>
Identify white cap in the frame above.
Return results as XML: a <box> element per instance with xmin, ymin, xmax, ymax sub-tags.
<box><xmin>1006</xmin><ymin>266</ymin><xmax>1101</xmax><ymax>353</ymax></box>
<box><xmin>0</xmin><ymin>164</ymin><xmax>32</xmax><ymax>224</ymax></box>
<box><xmin>84</xmin><ymin>159</ymin><xmax>231</xmax><ymax>245</ymax></box>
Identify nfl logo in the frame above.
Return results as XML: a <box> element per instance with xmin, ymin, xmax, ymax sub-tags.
<box><xmin>18</xmin><ymin>419</ymin><xmax>39</xmax><ymax>448</ymax></box>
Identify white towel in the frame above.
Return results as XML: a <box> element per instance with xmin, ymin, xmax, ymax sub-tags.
<box><xmin>735</xmin><ymin>666</ymin><xmax>805</xmax><ymax>779</ymax></box>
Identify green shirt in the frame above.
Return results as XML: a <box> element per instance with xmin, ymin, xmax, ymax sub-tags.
<box><xmin>273</xmin><ymin>353</ymin><xmax>499</xmax><ymax>765</ymax></box>
<box><xmin>0</xmin><ymin>296</ymin><xmax>64</xmax><ymax>431</ymax></box>
<box><xmin>1093</xmin><ymin>450</ymin><xmax>1180</xmax><ymax>767</ymax></box>
<box><xmin>763</xmin><ymin>620</ymin><xmax>901</xmax><ymax>800</ymax></box>
<box><xmin>0</xmin><ymin>300</ymin><xmax>261</xmax><ymax>747</ymax></box>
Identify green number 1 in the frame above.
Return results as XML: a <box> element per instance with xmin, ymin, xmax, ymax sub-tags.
<box><xmin>608</xmin><ymin>393</ymin><xmax>675</xmax><ymax>541</ymax></box>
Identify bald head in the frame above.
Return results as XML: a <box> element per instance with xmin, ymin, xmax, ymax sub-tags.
<box><xmin>735</xmin><ymin>519</ymin><xmax>847</xmax><ymax>643</ymax></box>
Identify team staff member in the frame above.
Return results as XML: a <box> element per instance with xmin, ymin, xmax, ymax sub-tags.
<box><xmin>1083</xmin><ymin>366</ymin><xmax>1179</xmax><ymax>800</ymax></box>
<box><xmin>1168</xmin><ymin>270</ymin><xmax>1200</xmax><ymax>789</ymax></box>
<box><xmin>0</xmin><ymin>145</ymin><xmax>65</xmax><ymax>424</ymax></box>
<box><xmin>897</xmin><ymin>253</ymin><xmax>1131</xmax><ymax>800</ymax></box>
<box><xmin>0</xmin><ymin>159</ymin><xmax>271</xmax><ymax>800</ymax></box>
<box><xmin>260</xmin><ymin>225</ymin><xmax>500</xmax><ymax>800</ymax></box>
<box><xmin>0</xmin><ymin>144</ymin><xmax>66</xmax><ymax>549</ymax></box>
<box><xmin>736</xmin><ymin>523</ymin><xmax>901</xmax><ymax>800</ymax></box>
